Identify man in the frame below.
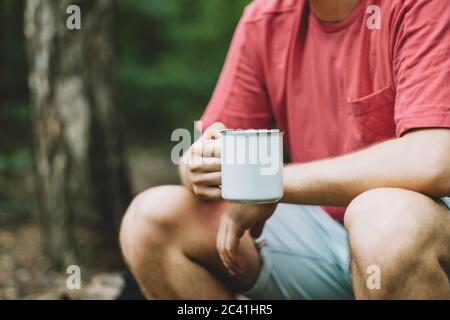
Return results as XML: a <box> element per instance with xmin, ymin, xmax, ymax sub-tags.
<box><xmin>120</xmin><ymin>0</ymin><xmax>450</xmax><ymax>299</ymax></box>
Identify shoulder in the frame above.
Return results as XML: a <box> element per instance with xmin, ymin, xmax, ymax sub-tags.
<box><xmin>368</xmin><ymin>0</ymin><xmax>449</xmax><ymax>38</ymax></box>
<box><xmin>377</xmin><ymin>0</ymin><xmax>449</xmax><ymax>19</ymax></box>
<box><xmin>389</xmin><ymin>0</ymin><xmax>449</xmax><ymax>11</ymax></box>
<box><xmin>242</xmin><ymin>0</ymin><xmax>300</xmax><ymax>24</ymax></box>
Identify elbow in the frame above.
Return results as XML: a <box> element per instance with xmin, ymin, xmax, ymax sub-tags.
<box><xmin>402</xmin><ymin>129</ymin><xmax>450</xmax><ymax>198</ymax></box>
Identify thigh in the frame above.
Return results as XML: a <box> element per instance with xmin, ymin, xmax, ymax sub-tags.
<box><xmin>243</xmin><ymin>204</ymin><xmax>354</xmax><ymax>300</ymax></box>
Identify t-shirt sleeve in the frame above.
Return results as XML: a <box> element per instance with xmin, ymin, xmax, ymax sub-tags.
<box><xmin>198</xmin><ymin>6</ymin><xmax>273</xmax><ymax>133</ymax></box>
<box><xmin>393</xmin><ymin>0</ymin><xmax>450</xmax><ymax>137</ymax></box>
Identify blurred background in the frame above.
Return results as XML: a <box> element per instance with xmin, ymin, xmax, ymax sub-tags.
<box><xmin>0</xmin><ymin>0</ymin><xmax>248</xmax><ymax>299</ymax></box>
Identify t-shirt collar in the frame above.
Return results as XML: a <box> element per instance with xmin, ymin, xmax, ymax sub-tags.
<box><xmin>309</xmin><ymin>0</ymin><xmax>367</xmax><ymax>33</ymax></box>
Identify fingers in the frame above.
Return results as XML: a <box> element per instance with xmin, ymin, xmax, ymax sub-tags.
<box><xmin>205</xmin><ymin>122</ymin><xmax>225</xmax><ymax>140</ymax></box>
<box><xmin>192</xmin><ymin>138</ymin><xmax>221</xmax><ymax>158</ymax></box>
<box><xmin>217</xmin><ymin>215</ymin><xmax>245</xmax><ymax>276</ymax></box>
<box><xmin>217</xmin><ymin>218</ymin><xmax>232</xmax><ymax>274</ymax></box>
<box><xmin>191</xmin><ymin>139</ymin><xmax>221</xmax><ymax>159</ymax></box>
<box><xmin>217</xmin><ymin>217</ymin><xmax>240</xmax><ymax>275</ymax></box>
<box><xmin>188</xmin><ymin>156</ymin><xmax>221</xmax><ymax>172</ymax></box>
<box><xmin>202</xmin><ymin>138</ymin><xmax>221</xmax><ymax>158</ymax></box>
<box><xmin>225</xmin><ymin>222</ymin><xmax>245</xmax><ymax>274</ymax></box>
<box><xmin>192</xmin><ymin>122</ymin><xmax>224</xmax><ymax>158</ymax></box>
<box><xmin>188</xmin><ymin>151</ymin><xmax>221</xmax><ymax>200</ymax></box>
<box><xmin>193</xmin><ymin>185</ymin><xmax>221</xmax><ymax>200</ymax></box>
<box><xmin>189</xmin><ymin>161</ymin><xmax>221</xmax><ymax>200</ymax></box>
<box><xmin>187</xmin><ymin>122</ymin><xmax>225</xmax><ymax>201</ymax></box>
<box><xmin>191</xmin><ymin>171</ymin><xmax>221</xmax><ymax>186</ymax></box>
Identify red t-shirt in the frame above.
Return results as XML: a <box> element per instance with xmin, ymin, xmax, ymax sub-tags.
<box><xmin>200</xmin><ymin>0</ymin><xmax>450</xmax><ymax>220</ymax></box>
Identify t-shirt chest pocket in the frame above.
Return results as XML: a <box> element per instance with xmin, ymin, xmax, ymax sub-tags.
<box><xmin>347</xmin><ymin>86</ymin><xmax>396</xmax><ymax>148</ymax></box>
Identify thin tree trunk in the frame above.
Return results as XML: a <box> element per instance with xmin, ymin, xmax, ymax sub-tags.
<box><xmin>24</xmin><ymin>0</ymin><xmax>131</xmax><ymax>270</ymax></box>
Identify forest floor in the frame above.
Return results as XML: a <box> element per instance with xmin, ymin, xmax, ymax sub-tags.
<box><xmin>0</xmin><ymin>223</ymin><xmax>136</xmax><ymax>299</ymax></box>
<box><xmin>0</xmin><ymin>147</ymin><xmax>178</xmax><ymax>299</ymax></box>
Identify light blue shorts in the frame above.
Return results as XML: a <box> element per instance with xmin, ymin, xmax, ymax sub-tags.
<box><xmin>243</xmin><ymin>198</ymin><xmax>450</xmax><ymax>300</ymax></box>
<box><xmin>442</xmin><ymin>197</ymin><xmax>450</xmax><ymax>211</ymax></box>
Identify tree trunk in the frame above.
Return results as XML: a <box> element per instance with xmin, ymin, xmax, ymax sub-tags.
<box><xmin>24</xmin><ymin>0</ymin><xmax>131</xmax><ymax>270</ymax></box>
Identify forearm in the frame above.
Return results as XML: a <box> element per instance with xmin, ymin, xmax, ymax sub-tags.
<box><xmin>282</xmin><ymin>129</ymin><xmax>450</xmax><ymax>207</ymax></box>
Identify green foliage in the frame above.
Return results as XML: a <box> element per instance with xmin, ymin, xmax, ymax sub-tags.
<box><xmin>0</xmin><ymin>0</ymin><xmax>250</xmax><ymax>150</ymax></box>
<box><xmin>0</xmin><ymin>0</ymin><xmax>250</xmax><ymax>220</ymax></box>
<box><xmin>116</xmin><ymin>0</ymin><xmax>250</xmax><ymax>142</ymax></box>
<box><xmin>0</xmin><ymin>0</ymin><xmax>31</xmax><ymax>168</ymax></box>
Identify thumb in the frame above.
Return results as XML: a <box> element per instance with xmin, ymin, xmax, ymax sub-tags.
<box><xmin>205</xmin><ymin>122</ymin><xmax>226</xmax><ymax>140</ymax></box>
<box><xmin>250</xmin><ymin>221</ymin><xmax>266</xmax><ymax>239</ymax></box>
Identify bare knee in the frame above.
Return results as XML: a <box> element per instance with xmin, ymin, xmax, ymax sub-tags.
<box><xmin>119</xmin><ymin>185</ymin><xmax>223</xmax><ymax>267</ymax></box>
<box><xmin>344</xmin><ymin>188</ymin><xmax>447</xmax><ymax>252</ymax></box>
<box><xmin>129</xmin><ymin>185</ymin><xmax>195</xmax><ymax>230</ymax></box>
<box><xmin>120</xmin><ymin>185</ymin><xmax>191</xmax><ymax>252</ymax></box>
<box><xmin>344</xmin><ymin>188</ymin><xmax>449</xmax><ymax>296</ymax></box>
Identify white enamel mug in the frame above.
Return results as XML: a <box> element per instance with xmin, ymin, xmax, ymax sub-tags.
<box><xmin>220</xmin><ymin>129</ymin><xmax>284</xmax><ymax>203</ymax></box>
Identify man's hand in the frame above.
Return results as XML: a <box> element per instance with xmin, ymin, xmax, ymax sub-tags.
<box><xmin>180</xmin><ymin>122</ymin><xmax>225</xmax><ymax>200</ymax></box>
<box><xmin>217</xmin><ymin>202</ymin><xmax>277</xmax><ymax>275</ymax></box>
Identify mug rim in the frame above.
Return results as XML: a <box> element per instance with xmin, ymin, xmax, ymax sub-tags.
<box><xmin>220</xmin><ymin>129</ymin><xmax>284</xmax><ymax>135</ymax></box>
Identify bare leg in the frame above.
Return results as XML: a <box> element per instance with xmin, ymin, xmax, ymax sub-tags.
<box><xmin>344</xmin><ymin>188</ymin><xmax>450</xmax><ymax>299</ymax></box>
<box><xmin>120</xmin><ymin>185</ymin><xmax>261</xmax><ymax>299</ymax></box>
